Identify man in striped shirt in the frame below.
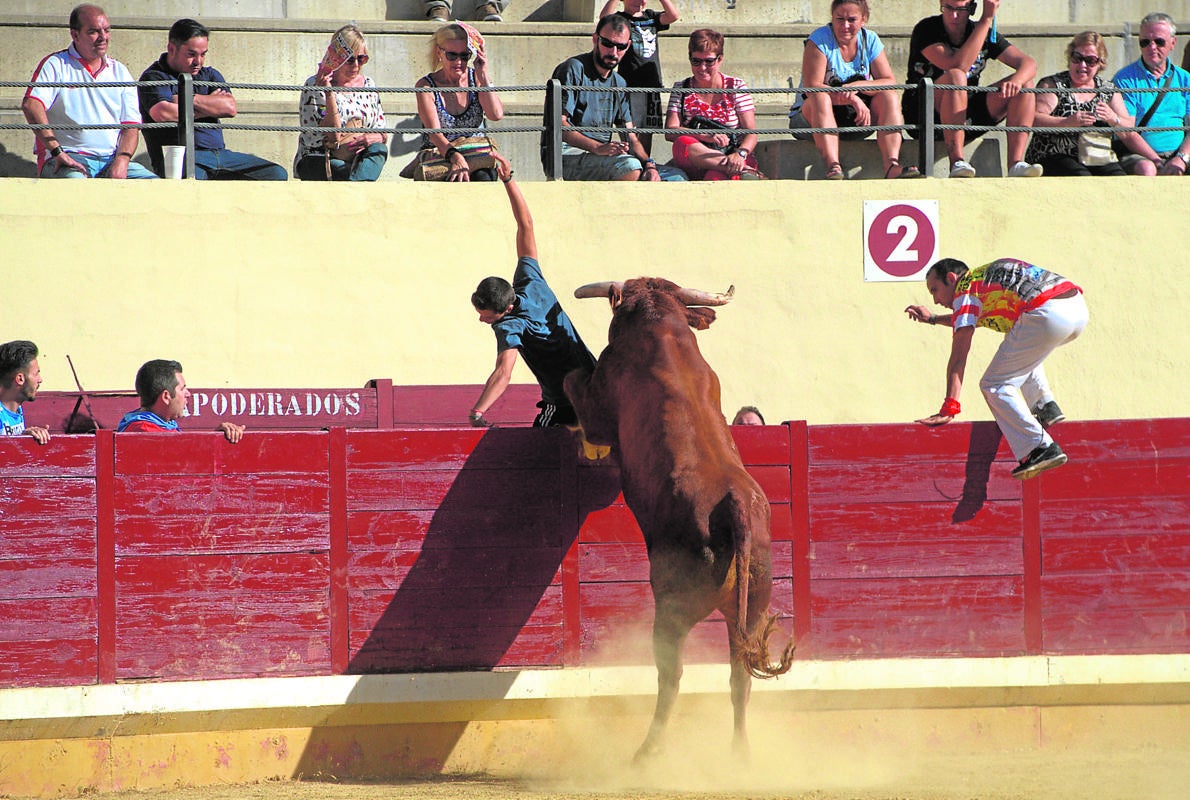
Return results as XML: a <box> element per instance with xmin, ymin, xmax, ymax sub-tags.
<box><xmin>904</xmin><ymin>257</ymin><xmax>1088</xmax><ymax>480</ymax></box>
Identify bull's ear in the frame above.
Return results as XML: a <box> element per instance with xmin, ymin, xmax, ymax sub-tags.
<box><xmin>609</xmin><ymin>284</ymin><xmax>623</xmax><ymax>310</ymax></box>
<box><xmin>685</xmin><ymin>307</ymin><xmax>716</xmax><ymax>330</ymax></box>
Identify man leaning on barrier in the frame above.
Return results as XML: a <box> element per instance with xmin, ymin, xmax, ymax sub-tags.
<box><xmin>138</xmin><ymin>19</ymin><xmax>288</xmax><ymax>180</ymax></box>
<box><xmin>544</xmin><ymin>14</ymin><xmax>678</xmax><ymax>181</ymax></box>
<box><xmin>21</xmin><ymin>4</ymin><xmax>157</xmax><ymax>179</ymax></box>
<box><xmin>1111</xmin><ymin>12</ymin><xmax>1190</xmax><ymax>176</ymax></box>
<box><xmin>117</xmin><ymin>359</ymin><xmax>244</xmax><ymax>443</ymax></box>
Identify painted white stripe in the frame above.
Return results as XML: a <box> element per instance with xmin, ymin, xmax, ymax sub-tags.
<box><xmin>3</xmin><ymin>655</ymin><xmax>1188</xmax><ymax>724</ymax></box>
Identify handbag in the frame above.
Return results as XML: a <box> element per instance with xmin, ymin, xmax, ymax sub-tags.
<box><xmin>399</xmin><ymin>135</ymin><xmax>498</xmax><ymax>181</ymax></box>
<box><xmin>327</xmin><ymin>117</ymin><xmax>365</xmax><ymax>162</ymax></box>
<box><xmin>688</xmin><ymin>116</ymin><xmax>742</xmax><ymax>153</ymax></box>
<box><xmin>1078</xmin><ymin>128</ymin><xmax>1117</xmax><ymax>165</ymax></box>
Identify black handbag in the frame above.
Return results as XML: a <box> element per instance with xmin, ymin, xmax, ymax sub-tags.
<box><xmin>688</xmin><ymin>115</ymin><xmax>742</xmax><ymax>153</ymax></box>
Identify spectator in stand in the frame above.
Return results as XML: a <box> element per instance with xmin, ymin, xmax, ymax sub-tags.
<box><xmin>1024</xmin><ymin>31</ymin><xmax>1130</xmax><ymax>177</ymax></box>
<box><xmin>789</xmin><ymin>0</ymin><xmax>914</xmax><ymax>179</ymax></box>
<box><xmin>664</xmin><ymin>28</ymin><xmax>761</xmax><ymax>180</ymax></box>
<box><xmin>294</xmin><ymin>25</ymin><xmax>389</xmax><ymax>181</ymax></box>
<box><xmin>0</xmin><ymin>340</ymin><xmax>50</xmax><ymax>444</ymax></box>
<box><xmin>731</xmin><ymin>406</ymin><xmax>765</xmax><ymax>425</ymax></box>
<box><xmin>413</xmin><ymin>22</ymin><xmax>503</xmax><ymax>181</ymax></box>
<box><xmin>599</xmin><ymin>0</ymin><xmax>681</xmax><ymax>156</ymax></box>
<box><xmin>138</xmin><ymin>18</ymin><xmax>288</xmax><ymax>180</ymax></box>
<box><xmin>1112</xmin><ymin>12</ymin><xmax>1190</xmax><ymax>176</ymax></box>
<box><xmin>425</xmin><ymin>2</ymin><xmax>509</xmax><ymax>22</ymax></box>
<box><xmin>117</xmin><ymin>359</ymin><xmax>244</xmax><ymax>443</ymax></box>
<box><xmin>21</xmin><ymin>4</ymin><xmax>156</xmax><ymax>179</ymax></box>
<box><xmin>545</xmin><ymin>14</ymin><xmax>664</xmax><ymax>181</ymax></box>
<box><xmin>902</xmin><ymin>0</ymin><xmax>1042</xmax><ymax>178</ymax></box>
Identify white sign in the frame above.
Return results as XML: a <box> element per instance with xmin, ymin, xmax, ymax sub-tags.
<box><xmin>863</xmin><ymin>200</ymin><xmax>940</xmax><ymax>282</ymax></box>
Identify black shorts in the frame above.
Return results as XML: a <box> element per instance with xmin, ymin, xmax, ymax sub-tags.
<box><xmin>534</xmin><ymin>401</ymin><xmax>578</xmax><ymax>428</ymax></box>
<box><xmin>902</xmin><ymin>88</ymin><xmax>1000</xmax><ymax>141</ymax></box>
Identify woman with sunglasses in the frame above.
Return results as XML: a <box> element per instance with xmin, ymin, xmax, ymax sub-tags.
<box><xmin>413</xmin><ymin>23</ymin><xmax>504</xmax><ymax>181</ymax></box>
<box><xmin>663</xmin><ymin>28</ymin><xmax>760</xmax><ymax>180</ymax></box>
<box><xmin>1024</xmin><ymin>31</ymin><xmax>1131</xmax><ymax>176</ymax></box>
<box><xmin>295</xmin><ymin>24</ymin><xmax>389</xmax><ymax>181</ymax></box>
<box><xmin>790</xmin><ymin>0</ymin><xmax>911</xmax><ymax>179</ymax></box>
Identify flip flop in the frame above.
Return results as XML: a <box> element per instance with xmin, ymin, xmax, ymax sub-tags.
<box><xmin>825</xmin><ymin>162</ymin><xmax>844</xmax><ymax>180</ymax></box>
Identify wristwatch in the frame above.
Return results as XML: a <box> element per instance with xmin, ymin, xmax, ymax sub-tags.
<box><xmin>736</xmin><ymin>148</ymin><xmax>750</xmax><ymax>159</ymax></box>
<box><xmin>48</xmin><ymin>144</ymin><xmax>63</xmax><ymax>158</ymax></box>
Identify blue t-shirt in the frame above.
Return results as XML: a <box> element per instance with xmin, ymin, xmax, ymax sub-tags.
<box><xmin>793</xmin><ymin>26</ymin><xmax>886</xmax><ymax>111</ymax></box>
<box><xmin>138</xmin><ymin>57</ymin><xmax>228</xmax><ymax>163</ymax></box>
<box><xmin>551</xmin><ymin>52</ymin><xmax>633</xmax><ymax>150</ymax></box>
<box><xmin>1112</xmin><ymin>59</ymin><xmax>1190</xmax><ymax>154</ymax></box>
<box><xmin>1</xmin><ymin>404</ymin><xmax>26</xmax><ymax>436</ymax></box>
<box><xmin>492</xmin><ymin>257</ymin><xmax>597</xmax><ymax>405</ymax></box>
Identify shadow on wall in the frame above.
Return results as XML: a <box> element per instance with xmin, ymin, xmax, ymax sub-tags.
<box><xmin>953</xmin><ymin>422</ymin><xmax>1004</xmax><ymax>523</ymax></box>
<box><xmin>293</xmin><ymin>426</ymin><xmax>623</xmax><ymax>777</ymax></box>
<box><xmin>0</xmin><ymin>142</ymin><xmax>37</xmax><ymax>177</ymax></box>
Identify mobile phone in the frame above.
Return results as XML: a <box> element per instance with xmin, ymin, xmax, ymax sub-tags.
<box><xmin>965</xmin><ymin>1</ymin><xmax>977</xmax><ymax>14</ymax></box>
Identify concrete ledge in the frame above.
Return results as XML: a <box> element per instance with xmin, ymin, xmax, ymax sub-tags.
<box><xmin>755</xmin><ymin>132</ymin><xmax>1006</xmax><ymax>180</ymax></box>
<box><xmin>2</xmin><ymin>655</ymin><xmax>1188</xmax><ymax>796</ymax></box>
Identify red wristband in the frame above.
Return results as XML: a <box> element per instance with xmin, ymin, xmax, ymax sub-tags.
<box><xmin>939</xmin><ymin>398</ymin><xmax>961</xmax><ymax>417</ymax></box>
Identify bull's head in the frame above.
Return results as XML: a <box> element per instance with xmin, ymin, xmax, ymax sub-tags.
<box><xmin>574</xmin><ymin>279</ymin><xmax>735</xmax><ymax>330</ymax></box>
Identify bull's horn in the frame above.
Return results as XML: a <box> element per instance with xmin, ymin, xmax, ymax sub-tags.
<box><xmin>676</xmin><ymin>284</ymin><xmax>735</xmax><ymax>307</ymax></box>
<box><xmin>574</xmin><ymin>282</ymin><xmax>623</xmax><ymax>300</ymax></box>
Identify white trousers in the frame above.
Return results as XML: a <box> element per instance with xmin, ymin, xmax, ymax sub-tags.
<box><xmin>979</xmin><ymin>293</ymin><xmax>1089</xmax><ymax>460</ymax></box>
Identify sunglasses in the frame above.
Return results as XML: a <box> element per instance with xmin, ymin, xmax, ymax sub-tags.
<box><xmin>690</xmin><ymin>56</ymin><xmax>721</xmax><ymax>67</ymax></box>
<box><xmin>441</xmin><ymin>47</ymin><xmax>472</xmax><ymax>62</ymax></box>
<box><xmin>1140</xmin><ymin>37</ymin><xmax>1168</xmax><ymax>48</ymax></box>
<box><xmin>1070</xmin><ymin>53</ymin><xmax>1102</xmax><ymax>66</ymax></box>
<box><xmin>598</xmin><ymin>36</ymin><xmax>631</xmax><ymax>52</ymax></box>
<box><xmin>344</xmin><ymin>54</ymin><xmax>369</xmax><ymax>65</ymax></box>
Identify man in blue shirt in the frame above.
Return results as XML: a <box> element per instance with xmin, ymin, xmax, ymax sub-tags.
<box><xmin>0</xmin><ymin>340</ymin><xmax>50</xmax><ymax>444</ymax></box>
<box><xmin>469</xmin><ymin>153</ymin><xmax>597</xmax><ymax>428</ymax></box>
<box><xmin>1112</xmin><ymin>12</ymin><xmax>1190</xmax><ymax>175</ymax></box>
<box><xmin>138</xmin><ymin>19</ymin><xmax>287</xmax><ymax>180</ymax></box>
<box><xmin>544</xmin><ymin>14</ymin><xmax>661</xmax><ymax>181</ymax></box>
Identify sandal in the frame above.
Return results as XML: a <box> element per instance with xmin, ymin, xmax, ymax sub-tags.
<box><xmin>885</xmin><ymin>159</ymin><xmax>923</xmax><ymax>179</ymax></box>
<box><xmin>825</xmin><ymin>162</ymin><xmax>845</xmax><ymax>180</ymax></box>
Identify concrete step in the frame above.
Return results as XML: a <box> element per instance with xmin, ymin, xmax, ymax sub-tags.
<box><xmin>4</xmin><ymin>0</ymin><xmax>1187</xmax><ymax>25</ymax></box>
<box><xmin>755</xmin><ymin>133</ymin><xmax>1007</xmax><ymax>180</ymax></box>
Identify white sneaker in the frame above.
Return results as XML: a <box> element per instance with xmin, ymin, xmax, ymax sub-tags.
<box><xmin>1008</xmin><ymin>161</ymin><xmax>1043</xmax><ymax>177</ymax></box>
<box><xmin>949</xmin><ymin>160</ymin><xmax>977</xmax><ymax>178</ymax></box>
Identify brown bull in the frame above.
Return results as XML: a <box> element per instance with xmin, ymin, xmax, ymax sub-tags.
<box><xmin>563</xmin><ymin>277</ymin><xmax>795</xmax><ymax>762</ymax></box>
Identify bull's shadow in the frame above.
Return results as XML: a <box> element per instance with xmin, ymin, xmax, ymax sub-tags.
<box><xmin>347</xmin><ymin>426</ymin><xmax>622</xmax><ymax>673</ymax></box>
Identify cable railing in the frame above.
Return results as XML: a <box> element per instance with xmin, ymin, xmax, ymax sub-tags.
<box><xmin>4</xmin><ymin>75</ymin><xmax>1189</xmax><ymax>179</ymax></box>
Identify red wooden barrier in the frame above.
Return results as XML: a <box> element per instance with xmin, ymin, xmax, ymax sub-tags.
<box><xmin>1</xmin><ymin>418</ymin><xmax>1187</xmax><ymax>689</ymax></box>
<box><xmin>30</xmin><ymin>382</ymin><xmax>544</xmax><ymax>433</ymax></box>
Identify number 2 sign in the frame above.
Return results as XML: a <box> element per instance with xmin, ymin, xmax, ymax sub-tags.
<box><xmin>863</xmin><ymin>200</ymin><xmax>940</xmax><ymax>282</ymax></box>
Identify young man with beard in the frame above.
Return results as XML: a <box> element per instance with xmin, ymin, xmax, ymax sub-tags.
<box><xmin>545</xmin><ymin>14</ymin><xmax>662</xmax><ymax>181</ymax></box>
<box><xmin>0</xmin><ymin>341</ymin><xmax>50</xmax><ymax>444</ymax></box>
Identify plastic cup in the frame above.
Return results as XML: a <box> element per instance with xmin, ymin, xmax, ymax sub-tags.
<box><xmin>162</xmin><ymin>145</ymin><xmax>185</xmax><ymax>179</ymax></box>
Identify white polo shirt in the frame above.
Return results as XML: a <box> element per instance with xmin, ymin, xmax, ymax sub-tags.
<box><xmin>24</xmin><ymin>43</ymin><xmax>141</xmax><ymax>166</ymax></box>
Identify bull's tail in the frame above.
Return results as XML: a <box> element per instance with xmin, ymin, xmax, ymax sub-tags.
<box><xmin>727</xmin><ymin>491</ymin><xmax>796</xmax><ymax>680</ymax></box>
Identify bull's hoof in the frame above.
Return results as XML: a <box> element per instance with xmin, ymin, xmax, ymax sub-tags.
<box><xmin>631</xmin><ymin>741</ymin><xmax>662</xmax><ymax>765</ymax></box>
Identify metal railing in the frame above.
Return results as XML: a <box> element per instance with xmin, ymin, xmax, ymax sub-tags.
<box><xmin>5</xmin><ymin>74</ymin><xmax>1190</xmax><ymax>179</ymax></box>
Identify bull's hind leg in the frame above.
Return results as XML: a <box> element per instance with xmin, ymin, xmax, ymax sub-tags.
<box><xmin>633</xmin><ymin>601</ymin><xmax>693</xmax><ymax>763</ymax></box>
<box><xmin>725</xmin><ymin>613</ymin><xmax>753</xmax><ymax>759</ymax></box>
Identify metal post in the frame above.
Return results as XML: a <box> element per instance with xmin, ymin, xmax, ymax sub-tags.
<box><xmin>177</xmin><ymin>73</ymin><xmax>196</xmax><ymax>179</ymax></box>
<box><xmin>917</xmin><ymin>77</ymin><xmax>935</xmax><ymax>178</ymax></box>
<box><xmin>548</xmin><ymin>78</ymin><xmax>563</xmax><ymax>181</ymax></box>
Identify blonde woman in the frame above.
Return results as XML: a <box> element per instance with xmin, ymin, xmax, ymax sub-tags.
<box><xmin>414</xmin><ymin>23</ymin><xmax>504</xmax><ymax>181</ymax></box>
<box><xmin>294</xmin><ymin>25</ymin><xmax>388</xmax><ymax>181</ymax></box>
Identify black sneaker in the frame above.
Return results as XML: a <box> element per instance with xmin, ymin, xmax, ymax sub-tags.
<box><xmin>1011</xmin><ymin>442</ymin><xmax>1068</xmax><ymax>480</ymax></box>
<box><xmin>1032</xmin><ymin>400</ymin><xmax>1065</xmax><ymax>429</ymax></box>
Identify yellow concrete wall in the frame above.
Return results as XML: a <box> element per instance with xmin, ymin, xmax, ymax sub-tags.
<box><xmin>3</xmin><ymin>177</ymin><xmax>1186</xmax><ymax>426</ymax></box>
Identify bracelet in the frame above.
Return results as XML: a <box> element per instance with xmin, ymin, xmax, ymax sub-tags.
<box><xmin>928</xmin><ymin>314</ymin><xmax>938</xmax><ymax>325</ymax></box>
<box><xmin>116</xmin><ymin>151</ymin><xmax>133</xmax><ymax>159</ymax></box>
<box><xmin>445</xmin><ymin>147</ymin><xmax>462</xmax><ymax>161</ymax></box>
<box><xmin>939</xmin><ymin>398</ymin><xmax>961</xmax><ymax>418</ymax></box>
<box><xmin>501</xmin><ymin>170</ymin><xmax>514</xmax><ymax>183</ymax></box>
